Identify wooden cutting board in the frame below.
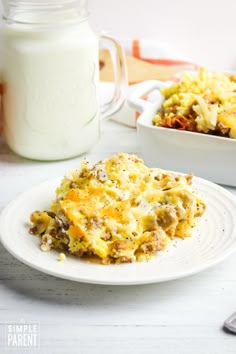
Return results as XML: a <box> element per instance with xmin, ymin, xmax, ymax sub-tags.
<box><xmin>99</xmin><ymin>49</ymin><xmax>189</xmax><ymax>83</ymax></box>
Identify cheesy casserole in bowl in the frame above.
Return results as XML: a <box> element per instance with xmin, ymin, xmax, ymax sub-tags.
<box><xmin>153</xmin><ymin>68</ymin><xmax>236</xmax><ymax>138</ymax></box>
<box><xmin>29</xmin><ymin>153</ymin><xmax>206</xmax><ymax>264</ymax></box>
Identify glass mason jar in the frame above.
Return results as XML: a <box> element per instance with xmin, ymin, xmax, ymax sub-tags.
<box><xmin>1</xmin><ymin>0</ymin><xmax>127</xmax><ymax>160</ymax></box>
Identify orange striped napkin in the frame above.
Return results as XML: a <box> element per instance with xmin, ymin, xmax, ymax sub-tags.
<box><xmin>127</xmin><ymin>39</ymin><xmax>198</xmax><ymax>73</ymax></box>
<box><xmin>111</xmin><ymin>38</ymin><xmax>198</xmax><ymax>127</ymax></box>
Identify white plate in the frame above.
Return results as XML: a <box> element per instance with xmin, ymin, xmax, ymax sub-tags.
<box><xmin>1</xmin><ymin>176</ymin><xmax>236</xmax><ymax>285</ymax></box>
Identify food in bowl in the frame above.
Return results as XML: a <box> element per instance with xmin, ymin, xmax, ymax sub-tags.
<box><xmin>153</xmin><ymin>68</ymin><xmax>236</xmax><ymax>138</ymax></box>
<box><xmin>29</xmin><ymin>153</ymin><xmax>206</xmax><ymax>264</ymax></box>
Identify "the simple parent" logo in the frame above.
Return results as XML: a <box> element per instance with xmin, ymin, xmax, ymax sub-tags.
<box><xmin>5</xmin><ymin>319</ymin><xmax>40</xmax><ymax>349</ymax></box>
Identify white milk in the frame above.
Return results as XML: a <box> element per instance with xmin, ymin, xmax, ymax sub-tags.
<box><xmin>2</xmin><ymin>18</ymin><xmax>100</xmax><ymax>160</ymax></box>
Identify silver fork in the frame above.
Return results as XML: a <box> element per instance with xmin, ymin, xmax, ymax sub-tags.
<box><xmin>224</xmin><ymin>312</ymin><xmax>236</xmax><ymax>334</ymax></box>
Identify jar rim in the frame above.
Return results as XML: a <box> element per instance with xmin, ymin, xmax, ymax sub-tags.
<box><xmin>2</xmin><ymin>0</ymin><xmax>89</xmax><ymax>26</ymax></box>
<box><xmin>2</xmin><ymin>14</ymin><xmax>89</xmax><ymax>27</ymax></box>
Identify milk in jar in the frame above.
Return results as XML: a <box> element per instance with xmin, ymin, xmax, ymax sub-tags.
<box><xmin>2</xmin><ymin>7</ymin><xmax>100</xmax><ymax>160</ymax></box>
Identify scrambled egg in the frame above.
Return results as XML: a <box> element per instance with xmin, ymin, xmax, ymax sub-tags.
<box><xmin>153</xmin><ymin>68</ymin><xmax>236</xmax><ymax>138</ymax></box>
<box><xmin>29</xmin><ymin>153</ymin><xmax>206</xmax><ymax>264</ymax></box>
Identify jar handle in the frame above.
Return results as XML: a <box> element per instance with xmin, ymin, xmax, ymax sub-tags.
<box><xmin>99</xmin><ymin>35</ymin><xmax>127</xmax><ymax>119</ymax></box>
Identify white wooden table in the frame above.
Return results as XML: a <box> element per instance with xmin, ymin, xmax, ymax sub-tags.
<box><xmin>0</xmin><ymin>120</ymin><xmax>236</xmax><ymax>354</ymax></box>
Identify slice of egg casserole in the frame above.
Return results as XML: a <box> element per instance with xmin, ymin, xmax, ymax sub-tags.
<box><xmin>29</xmin><ymin>153</ymin><xmax>206</xmax><ymax>264</ymax></box>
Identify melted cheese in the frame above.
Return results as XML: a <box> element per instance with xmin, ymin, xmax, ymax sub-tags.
<box><xmin>30</xmin><ymin>153</ymin><xmax>206</xmax><ymax>264</ymax></box>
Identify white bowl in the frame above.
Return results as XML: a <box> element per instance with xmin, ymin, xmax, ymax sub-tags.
<box><xmin>128</xmin><ymin>80</ymin><xmax>236</xmax><ymax>187</ymax></box>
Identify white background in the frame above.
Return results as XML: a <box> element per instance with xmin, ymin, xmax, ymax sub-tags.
<box><xmin>89</xmin><ymin>0</ymin><xmax>236</xmax><ymax>71</ymax></box>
